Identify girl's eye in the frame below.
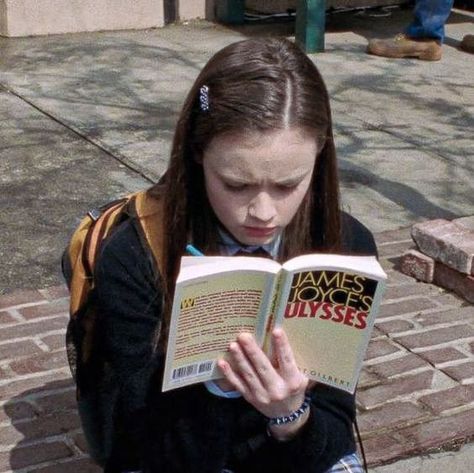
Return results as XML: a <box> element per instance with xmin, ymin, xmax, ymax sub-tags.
<box><xmin>224</xmin><ymin>182</ymin><xmax>248</xmax><ymax>191</ymax></box>
<box><xmin>276</xmin><ymin>183</ymin><xmax>298</xmax><ymax>192</ymax></box>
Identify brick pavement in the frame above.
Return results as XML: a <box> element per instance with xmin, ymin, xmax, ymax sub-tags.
<box><xmin>0</xmin><ymin>228</ymin><xmax>473</xmax><ymax>472</ymax></box>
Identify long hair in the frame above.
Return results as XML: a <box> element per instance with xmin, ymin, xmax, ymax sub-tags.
<box><xmin>152</xmin><ymin>38</ymin><xmax>341</xmax><ymax>350</ymax></box>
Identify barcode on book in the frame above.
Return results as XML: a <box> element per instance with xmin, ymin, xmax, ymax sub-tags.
<box><xmin>172</xmin><ymin>361</ymin><xmax>214</xmax><ymax>380</ymax></box>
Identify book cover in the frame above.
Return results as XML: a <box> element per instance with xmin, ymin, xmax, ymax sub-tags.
<box><xmin>162</xmin><ymin>254</ymin><xmax>386</xmax><ymax>393</ymax></box>
<box><xmin>275</xmin><ymin>260</ymin><xmax>385</xmax><ymax>393</ymax></box>
<box><xmin>162</xmin><ymin>258</ymin><xmax>279</xmax><ymax>391</ymax></box>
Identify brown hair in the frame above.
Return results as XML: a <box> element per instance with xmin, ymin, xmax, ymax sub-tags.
<box><xmin>152</xmin><ymin>38</ymin><xmax>341</xmax><ymax>349</ymax></box>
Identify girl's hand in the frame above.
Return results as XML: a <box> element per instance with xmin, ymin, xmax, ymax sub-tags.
<box><xmin>217</xmin><ymin>328</ymin><xmax>310</xmax><ymax>441</ymax></box>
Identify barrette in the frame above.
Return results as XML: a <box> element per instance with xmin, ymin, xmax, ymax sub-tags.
<box><xmin>199</xmin><ymin>85</ymin><xmax>210</xmax><ymax>112</ymax></box>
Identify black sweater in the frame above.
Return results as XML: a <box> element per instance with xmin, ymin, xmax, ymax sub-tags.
<box><xmin>95</xmin><ymin>213</ymin><xmax>377</xmax><ymax>473</ymax></box>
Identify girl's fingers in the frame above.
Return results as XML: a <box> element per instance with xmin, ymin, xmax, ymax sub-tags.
<box><xmin>236</xmin><ymin>333</ymin><xmax>280</xmax><ymax>389</ymax></box>
<box><xmin>217</xmin><ymin>359</ymin><xmax>247</xmax><ymax>394</ymax></box>
<box><xmin>272</xmin><ymin>328</ymin><xmax>300</xmax><ymax>379</ymax></box>
<box><xmin>219</xmin><ymin>331</ymin><xmax>309</xmax><ymax>418</ymax></box>
<box><xmin>225</xmin><ymin>340</ymin><xmax>266</xmax><ymax>395</ymax></box>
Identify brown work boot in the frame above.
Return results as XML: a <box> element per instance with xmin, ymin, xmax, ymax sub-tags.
<box><xmin>367</xmin><ymin>33</ymin><xmax>442</xmax><ymax>61</ymax></box>
<box><xmin>460</xmin><ymin>34</ymin><xmax>474</xmax><ymax>54</ymax></box>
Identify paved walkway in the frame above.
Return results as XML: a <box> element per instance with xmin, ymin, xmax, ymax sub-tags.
<box><xmin>0</xmin><ymin>4</ymin><xmax>473</xmax><ymax>472</ymax></box>
<box><xmin>1</xmin><ymin>227</ymin><xmax>473</xmax><ymax>472</ymax></box>
<box><xmin>1</xmin><ymin>7</ymin><xmax>473</xmax><ymax>292</ymax></box>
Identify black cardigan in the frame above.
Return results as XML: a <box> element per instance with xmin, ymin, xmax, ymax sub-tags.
<box><xmin>95</xmin><ymin>213</ymin><xmax>377</xmax><ymax>473</ymax></box>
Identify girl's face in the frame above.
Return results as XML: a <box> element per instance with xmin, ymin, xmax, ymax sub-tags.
<box><xmin>202</xmin><ymin>128</ymin><xmax>318</xmax><ymax>246</ymax></box>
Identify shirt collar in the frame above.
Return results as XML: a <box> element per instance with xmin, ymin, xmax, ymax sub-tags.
<box><xmin>217</xmin><ymin>226</ymin><xmax>281</xmax><ymax>259</ymax></box>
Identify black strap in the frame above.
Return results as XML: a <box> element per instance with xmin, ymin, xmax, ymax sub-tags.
<box><xmin>354</xmin><ymin>417</ymin><xmax>368</xmax><ymax>473</ymax></box>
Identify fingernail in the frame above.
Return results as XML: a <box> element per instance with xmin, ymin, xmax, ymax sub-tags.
<box><xmin>239</xmin><ymin>332</ymin><xmax>253</xmax><ymax>342</ymax></box>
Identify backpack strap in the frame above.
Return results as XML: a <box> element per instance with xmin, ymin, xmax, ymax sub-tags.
<box><xmin>68</xmin><ymin>198</ymin><xmax>130</xmax><ymax>317</ymax></box>
<box><xmin>67</xmin><ymin>189</ymin><xmax>166</xmax><ymax>319</ymax></box>
<box><xmin>132</xmin><ymin>189</ymin><xmax>166</xmax><ymax>278</ymax></box>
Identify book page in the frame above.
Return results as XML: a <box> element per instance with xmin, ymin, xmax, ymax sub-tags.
<box><xmin>162</xmin><ymin>269</ymin><xmax>275</xmax><ymax>391</ymax></box>
<box><xmin>276</xmin><ymin>267</ymin><xmax>386</xmax><ymax>393</ymax></box>
<box><xmin>179</xmin><ymin>255</ymin><xmax>281</xmax><ymax>276</ymax></box>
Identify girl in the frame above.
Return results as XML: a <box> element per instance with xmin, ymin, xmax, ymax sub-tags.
<box><xmin>95</xmin><ymin>37</ymin><xmax>376</xmax><ymax>473</ymax></box>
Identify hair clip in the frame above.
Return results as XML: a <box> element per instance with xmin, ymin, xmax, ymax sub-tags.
<box><xmin>199</xmin><ymin>85</ymin><xmax>210</xmax><ymax>112</ymax></box>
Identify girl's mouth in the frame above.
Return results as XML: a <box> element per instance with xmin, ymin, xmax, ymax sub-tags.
<box><xmin>243</xmin><ymin>226</ymin><xmax>277</xmax><ymax>237</ymax></box>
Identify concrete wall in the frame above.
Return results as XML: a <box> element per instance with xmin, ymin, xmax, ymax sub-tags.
<box><xmin>179</xmin><ymin>0</ymin><xmax>206</xmax><ymax>20</ymax></box>
<box><xmin>0</xmin><ymin>0</ymin><xmax>8</xmax><ymax>36</ymax></box>
<box><xmin>247</xmin><ymin>0</ymin><xmax>297</xmax><ymax>13</ymax></box>
<box><xmin>0</xmin><ymin>0</ymin><xmax>165</xmax><ymax>37</ymax></box>
<box><xmin>179</xmin><ymin>0</ymin><xmax>217</xmax><ymax>21</ymax></box>
<box><xmin>0</xmin><ymin>0</ymin><xmax>409</xmax><ymax>37</ymax></box>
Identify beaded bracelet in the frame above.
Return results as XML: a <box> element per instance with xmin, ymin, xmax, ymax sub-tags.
<box><xmin>267</xmin><ymin>395</ymin><xmax>311</xmax><ymax>426</ymax></box>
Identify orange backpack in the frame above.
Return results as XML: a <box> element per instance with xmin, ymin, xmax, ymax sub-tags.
<box><xmin>62</xmin><ymin>189</ymin><xmax>165</xmax><ymax>465</ymax></box>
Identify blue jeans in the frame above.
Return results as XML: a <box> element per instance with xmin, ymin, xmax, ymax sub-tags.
<box><xmin>325</xmin><ymin>453</ymin><xmax>364</xmax><ymax>472</ymax></box>
<box><xmin>406</xmin><ymin>0</ymin><xmax>454</xmax><ymax>42</ymax></box>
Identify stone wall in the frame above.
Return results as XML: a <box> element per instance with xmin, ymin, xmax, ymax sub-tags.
<box><xmin>0</xmin><ymin>0</ymin><xmax>165</xmax><ymax>37</ymax></box>
<box><xmin>400</xmin><ymin>217</ymin><xmax>474</xmax><ymax>304</ymax></box>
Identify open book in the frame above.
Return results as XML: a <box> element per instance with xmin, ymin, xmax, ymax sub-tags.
<box><xmin>163</xmin><ymin>253</ymin><xmax>386</xmax><ymax>394</ymax></box>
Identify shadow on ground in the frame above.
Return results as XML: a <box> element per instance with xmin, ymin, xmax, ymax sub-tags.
<box><xmin>2</xmin><ymin>378</ymin><xmax>99</xmax><ymax>472</ymax></box>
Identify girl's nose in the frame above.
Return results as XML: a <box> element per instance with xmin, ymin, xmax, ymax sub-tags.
<box><xmin>248</xmin><ymin>192</ymin><xmax>277</xmax><ymax>222</ymax></box>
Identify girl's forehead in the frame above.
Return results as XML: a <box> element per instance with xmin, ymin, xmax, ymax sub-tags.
<box><xmin>203</xmin><ymin>128</ymin><xmax>318</xmax><ymax>180</ymax></box>
<box><xmin>208</xmin><ymin>128</ymin><xmax>313</xmax><ymax>150</ymax></box>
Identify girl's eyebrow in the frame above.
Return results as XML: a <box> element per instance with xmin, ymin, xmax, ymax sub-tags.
<box><xmin>276</xmin><ymin>173</ymin><xmax>311</xmax><ymax>186</ymax></box>
<box><xmin>220</xmin><ymin>171</ymin><xmax>311</xmax><ymax>186</ymax></box>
